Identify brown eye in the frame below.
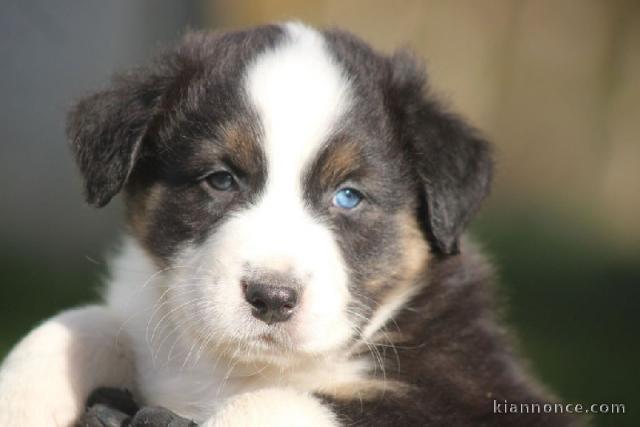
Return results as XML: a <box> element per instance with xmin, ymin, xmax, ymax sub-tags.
<box><xmin>206</xmin><ymin>171</ymin><xmax>235</xmax><ymax>191</ymax></box>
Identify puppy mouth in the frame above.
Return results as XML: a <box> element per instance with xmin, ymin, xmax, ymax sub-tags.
<box><xmin>218</xmin><ymin>330</ymin><xmax>301</xmax><ymax>365</ymax></box>
<box><xmin>242</xmin><ymin>323</ymin><xmax>303</xmax><ymax>355</ymax></box>
<box><xmin>257</xmin><ymin>333</ymin><xmax>279</xmax><ymax>345</ymax></box>
<box><xmin>258</xmin><ymin>334</ymin><xmax>279</xmax><ymax>344</ymax></box>
<box><xmin>254</xmin><ymin>324</ymin><xmax>295</xmax><ymax>346</ymax></box>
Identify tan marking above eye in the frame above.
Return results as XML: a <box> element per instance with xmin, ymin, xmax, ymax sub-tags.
<box><xmin>317</xmin><ymin>138</ymin><xmax>364</xmax><ymax>189</ymax></box>
<box><xmin>219</xmin><ymin>124</ymin><xmax>262</xmax><ymax>173</ymax></box>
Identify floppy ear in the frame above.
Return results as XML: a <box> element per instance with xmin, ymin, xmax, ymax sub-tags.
<box><xmin>388</xmin><ymin>52</ymin><xmax>493</xmax><ymax>255</ymax></box>
<box><xmin>66</xmin><ymin>71</ymin><xmax>167</xmax><ymax>207</ymax></box>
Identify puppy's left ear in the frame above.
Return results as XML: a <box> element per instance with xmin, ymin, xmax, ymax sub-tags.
<box><xmin>388</xmin><ymin>52</ymin><xmax>493</xmax><ymax>255</ymax></box>
<box><xmin>66</xmin><ymin>71</ymin><xmax>166</xmax><ymax>207</ymax></box>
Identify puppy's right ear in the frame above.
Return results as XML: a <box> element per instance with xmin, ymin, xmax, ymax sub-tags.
<box><xmin>67</xmin><ymin>72</ymin><xmax>165</xmax><ymax>207</ymax></box>
<box><xmin>388</xmin><ymin>52</ymin><xmax>493</xmax><ymax>255</ymax></box>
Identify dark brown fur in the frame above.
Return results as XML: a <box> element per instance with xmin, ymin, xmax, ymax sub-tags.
<box><xmin>320</xmin><ymin>244</ymin><xmax>580</xmax><ymax>426</ymax></box>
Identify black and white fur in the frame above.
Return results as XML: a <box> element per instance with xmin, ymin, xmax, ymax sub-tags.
<box><xmin>0</xmin><ymin>23</ymin><xmax>578</xmax><ymax>426</ymax></box>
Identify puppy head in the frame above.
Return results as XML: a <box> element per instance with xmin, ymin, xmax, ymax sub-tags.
<box><xmin>68</xmin><ymin>23</ymin><xmax>491</xmax><ymax>365</ymax></box>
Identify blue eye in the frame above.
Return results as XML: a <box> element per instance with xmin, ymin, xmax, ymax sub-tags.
<box><xmin>333</xmin><ymin>188</ymin><xmax>363</xmax><ymax>209</ymax></box>
<box><xmin>206</xmin><ymin>171</ymin><xmax>235</xmax><ymax>191</ymax></box>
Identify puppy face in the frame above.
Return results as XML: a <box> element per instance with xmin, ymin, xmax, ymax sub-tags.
<box><xmin>68</xmin><ymin>23</ymin><xmax>491</xmax><ymax>365</ymax></box>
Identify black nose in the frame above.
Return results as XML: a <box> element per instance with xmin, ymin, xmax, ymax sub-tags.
<box><xmin>243</xmin><ymin>282</ymin><xmax>298</xmax><ymax>325</ymax></box>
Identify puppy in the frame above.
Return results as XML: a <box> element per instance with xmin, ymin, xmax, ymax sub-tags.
<box><xmin>0</xmin><ymin>22</ymin><xmax>577</xmax><ymax>426</ymax></box>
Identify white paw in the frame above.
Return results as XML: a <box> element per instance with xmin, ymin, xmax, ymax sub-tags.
<box><xmin>209</xmin><ymin>388</ymin><xmax>338</xmax><ymax>427</ymax></box>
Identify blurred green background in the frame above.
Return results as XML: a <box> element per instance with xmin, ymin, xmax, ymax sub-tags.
<box><xmin>1</xmin><ymin>1</ymin><xmax>638</xmax><ymax>426</ymax></box>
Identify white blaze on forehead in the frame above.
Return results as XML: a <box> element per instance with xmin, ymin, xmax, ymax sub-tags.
<box><xmin>239</xmin><ymin>22</ymin><xmax>353</xmax><ymax>276</ymax></box>
<box><xmin>238</xmin><ymin>22</ymin><xmax>352</xmax><ymax>272</ymax></box>
<box><xmin>221</xmin><ymin>23</ymin><xmax>354</xmax><ymax>353</ymax></box>
<box><xmin>245</xmin><ymin>22</ymin><xmax>351</xmax><ymax>191</ymax></box>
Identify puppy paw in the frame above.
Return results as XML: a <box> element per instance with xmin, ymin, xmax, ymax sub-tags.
<box><xmin>86</xmin><ymin>387</ymin><xmax>139</xmax><ymax>417</ymax></box>
<box><xmin>212</xmin><ymin>388</ymin><xmax>338</xmax><ymax>427</ymax></box>
<box><xmin>129</xmin><ymin>406</ymin><xmax>197</xmax><ymax>426</ymax></box>
<box><xmin>79</xmin><ymin>387</ymin><xmax>197</xmax><ymax>427</ymax></box>
<box><xmin>78</xmin><ymin>403</ymin><xmax>131</xmax><ymax>427</ymax></box>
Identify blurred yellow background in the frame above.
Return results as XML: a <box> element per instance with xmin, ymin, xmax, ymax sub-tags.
<box><xmin>208</xmin><ymin>0</ymin><xmax>640</xmax><ymax>248</ymax></box>
<box><xmin>0</xmin><ymin>2</ymin><xmax>637</xmax><ymax>426</ymax></box>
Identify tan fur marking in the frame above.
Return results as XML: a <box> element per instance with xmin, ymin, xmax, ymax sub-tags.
<box><xmin>220</xmin><ymin>124</ymin><xmax>262</xmax><ymax>172</ymax></box>
<box><xmin>125</xmin><ymin>184</ymin><xmax>168</xmax><ymax>268</ymax></box>
<box><xmin>318</xmin><ymin>378</ymin><xmax>411</xmax><ymax>401</ymax></box>
<box><xmin>396</xmin><ymin>211</ymin><xmax>431</xmax><ymax>287</ymax></box>
<box><xmin>334</xmin><ymin>212</ymin><xmax>429</xmax><ymax>401</ymax></box>
<box><xmin>317</xmin><ymin>138</ymin><xmax>363</xmax><ymax>189</ymax></box>
<box><xmin>364</xmin><ymin>211</ymin><xmax>430</xmax><ymax>295</ymax></box>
